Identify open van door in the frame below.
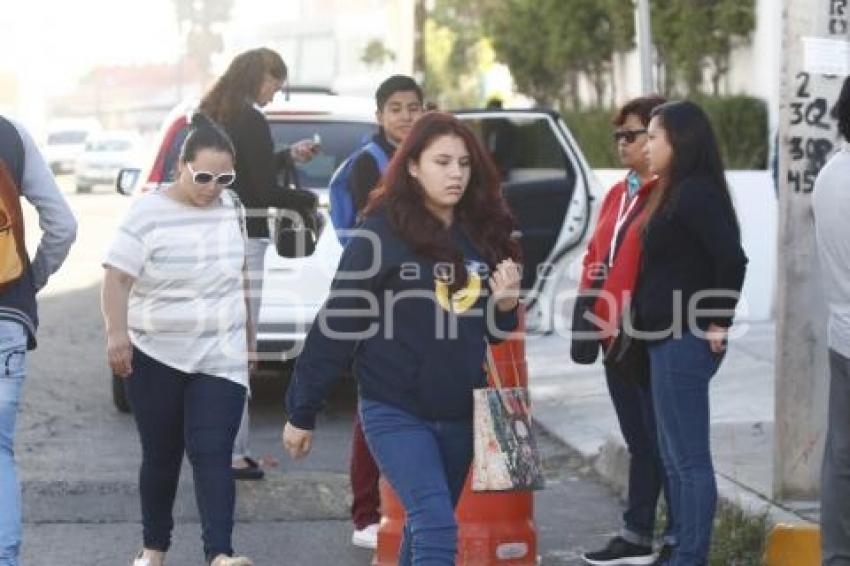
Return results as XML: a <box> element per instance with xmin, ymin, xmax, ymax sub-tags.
<box><xmin>456</xmin><ymin>110</ymin><xmax>600</xmax><ymax>333</ymax></box>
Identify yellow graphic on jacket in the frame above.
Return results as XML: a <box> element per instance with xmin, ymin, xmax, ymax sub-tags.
<box><xmin>435</xmin><ymin>271</ymin><xmax>482</xmax><ymax>313</ymax></box>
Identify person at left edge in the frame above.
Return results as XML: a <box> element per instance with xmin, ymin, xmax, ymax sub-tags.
<box><xmin>0</xmin><ymin>116</ymin><xmax>76</xmax><ymax>566</ymax></box>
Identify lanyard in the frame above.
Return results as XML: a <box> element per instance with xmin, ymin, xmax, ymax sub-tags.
<box><xmin>608</xmin><ymin>191</ymin><xmax>640</xmax><ymax>268</ymax></box>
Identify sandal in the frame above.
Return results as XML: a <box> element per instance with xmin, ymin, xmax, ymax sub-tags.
<box><xmin>232</xmin><ymin>456</ymin><xmax>264</xmax><ymax>481</ymax></box>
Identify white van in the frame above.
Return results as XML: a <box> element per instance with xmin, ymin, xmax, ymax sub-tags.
<box><xmin>43</xmin><ymin>118</ymin><xmax>101</xmax><ymax>174</ymax></box>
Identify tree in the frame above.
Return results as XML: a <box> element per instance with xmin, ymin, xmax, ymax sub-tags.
<box><xmin>361</xmin><ymin>39</ymin><xmax>397</xmax><ymax>68</ymax></box>
<box><xmin>651</xmin><ymin>0</ymin><xmax>755</xmax><ymax>96</ymax></box>
<box><xmin>705</xmin><ymin>0</ymin><xmax>756</xmax><ymax>95</ymax></box>
<box><xmin>483</xmin><ymin>0</ymin><xmax>635</xmax><ymax>109</ymax></box>
<box><xmin>485</xmin><ymin>0</ymin><xmax>568</xmax><ymax>107</ymax></box>
<box><xmin>423</xmin><ymin>0</ymin><xmax>496</xmax><ymax>106</ymax></box>
<box><xmin>173</xmin><ymin>0</ymin><xmax>234</xmax><ymax>87</ymax></box>
<box><xmin>563</xmin><ymin>0</ymin><xmax>636</xmax><ymax>107</ymax></box>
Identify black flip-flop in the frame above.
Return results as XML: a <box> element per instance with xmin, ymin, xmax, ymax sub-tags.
<box><xmin>232</xmin><ymin>457</ymin><xmax>265</xmax><ymax>481</ymax></box>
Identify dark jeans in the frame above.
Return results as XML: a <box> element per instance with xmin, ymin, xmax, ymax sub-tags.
<box><xmin>359</xmin><ymin>398</ymin><xmax>472</xmax><ymax>566</ymax></box>
<box><xmin>821</xmin><ymin>349</ymin><xmax>850</xmax><ymax>566</ymax></box>
<box><xmin>649</xmin><ymin>332</ymin><xmax>723</xmax><ymax>566</ymax></box>
<box><xmin>605</xmin><ymin>365</ymin><xmax>675</xmax><ymax>547</ymax></box>
<box><xmin>350</xmin><ymin>411</ymin><xmax>381</xmax><ymax>529</ymax></box>
<box><xmin>126</xmin><ymin>347</ymin><xmax>245</xmax><ymax>561</ymax></box>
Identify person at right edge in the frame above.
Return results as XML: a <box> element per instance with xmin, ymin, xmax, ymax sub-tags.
<box><xmin>344</xmin><ymin>74</ymin><xmax>424</xmax><ymax>550</ymax></box>
<box><xmin>579</xmin><ymin>95</ymin><xmax>675</xmax><ymax>566</ymax></box>
<box><xmin>813</xmin><ymin>75</ymin><xmax>850</xmax><ymax>566</ymax></box>
<box><xmin>639</xmin><ymin>101</ymin><xmax>748</xmax><ymax>566</ymax></box>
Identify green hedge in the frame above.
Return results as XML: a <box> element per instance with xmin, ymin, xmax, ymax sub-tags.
<box><xmin>563</xmin><ymin>95</ymin><xmax>769</xmax><ymax>170</ymax></box>
<box><xmin>562</xmin><ymin>108</ymin><xmax>620</xmax><ymax>169</ymax></box>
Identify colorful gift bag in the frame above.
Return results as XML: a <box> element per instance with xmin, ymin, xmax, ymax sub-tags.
<box><xmin>472</xmin><ymin>346</ymin><xmax>545</xmax><ymax>492</ymax></box>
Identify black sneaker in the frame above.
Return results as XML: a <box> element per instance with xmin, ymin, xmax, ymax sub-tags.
<box><xmin>651</xmin><ymin>543</ymin><xmax>675</xmax><ymax>565</ymax></box>
<box><xmin>582</xmin><ymin>536</ymin><xmax>656</xmax><ymax>565</ymax></box>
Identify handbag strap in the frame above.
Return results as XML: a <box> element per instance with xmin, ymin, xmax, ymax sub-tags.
<box><xmin>484</xmin><ymin>343</ymin><xmax>504</xmax><ymax>390</ymax></box>
<box><xmin>484</xmin><ymin>340</ymin><xmax>534</xmax><ymax>419</ymax></box>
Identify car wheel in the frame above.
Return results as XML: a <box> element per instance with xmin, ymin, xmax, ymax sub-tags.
<box><xmin>112</xmin><ymin>373</ymin><xmax>131</xmax><ymax>413</ymax></box>
<box><xmin>76</xmin><ymin>183</ymin><xmax>91</xmax><ymax>194</ymax></box>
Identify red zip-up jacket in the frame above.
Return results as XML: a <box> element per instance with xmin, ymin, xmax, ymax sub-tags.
<box><xmin>579</xmin><ymin>175</ymin><xmax>656</xmax><ymax>343</ymax></box>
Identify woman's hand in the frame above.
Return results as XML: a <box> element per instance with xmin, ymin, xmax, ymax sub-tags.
<box><xmin>282</xmin><ymin>421</ymin><xmax>313</xmax><ymax>460</ymax></box>
<box><xmin>289</xmin><ymin>139</ymin><xmax>320</xmax><ymax>163</ymax></box>
<box><xmin>706</xmin><ymin>323</ymin><xmax>728</xmax><ymax>354</ymax></box>
<box><xmin>107</xmin><ymin>332</ymin><xmax>133</xmax><ymax>378</ymax></box>
<box><xmin>489</xmin><ymin>259</ymin><xmax>522</xmax><ymax>312</ymax></box>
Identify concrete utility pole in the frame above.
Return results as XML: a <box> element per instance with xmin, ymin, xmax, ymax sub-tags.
<box><xmin>775</xmin><ymin>0</ymin><xmax>849</xmax><ymax>500</ymax></box>
<box><xmin>636</xmin><ymin>0</ymin><xmax>654</xmax><ymax>94</ymax></box>
<box><xmin>413</xmin><ymin>0</ymin><xmax>427</xmax><ymax>85</ymax></box>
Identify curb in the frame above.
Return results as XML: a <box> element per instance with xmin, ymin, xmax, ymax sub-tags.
<box><xmin>534</xmin><ymin>422</ymin><xmax>822</xmax><ymax>562</ymax></box>
<box><xmin>763</xmin><ymin>524</ymin><xmax>821</xmax><ymax>565</ymax></box>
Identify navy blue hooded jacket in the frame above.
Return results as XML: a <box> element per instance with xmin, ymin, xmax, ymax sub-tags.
<box><xmin>286</xmin><ymin>210</ymin><xmax>518</xmax><ymax>429</ymax></box>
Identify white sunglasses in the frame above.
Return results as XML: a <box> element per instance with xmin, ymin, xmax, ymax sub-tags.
<box><xmin>187</xmin><ymin>163</ymin><xmax>236</xmax><ymax>187</ymax></box>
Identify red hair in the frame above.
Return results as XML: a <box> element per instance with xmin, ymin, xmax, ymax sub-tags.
<box><xmin>363</xmin><ymin>112</ymin><xmax>521</xmax><ymax>293</ymax></box>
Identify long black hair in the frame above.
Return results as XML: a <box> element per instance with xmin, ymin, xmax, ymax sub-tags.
<box><xmin>834</xmin><ymin>75</ymin><xmax>850</xmax><ymax>143</ymax></box>
<box><xmin>644</xmin><ymin>100</ymin><xmax>739</xmax><ymax>232</ymax></box>
<box><xmin>179</xmin><ymin>113</ymin><xmax>235</xmax><ymax>164</ymax></box>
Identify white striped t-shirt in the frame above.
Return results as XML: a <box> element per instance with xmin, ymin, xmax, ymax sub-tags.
<box><xmin>104</xmin><ymin>191</ymin><xmax>249</xmax><ymax>388</ymax></box>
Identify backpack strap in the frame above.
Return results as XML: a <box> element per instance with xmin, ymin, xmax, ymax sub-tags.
<box><xmin>0</xmin><ymin>117</ymin><xmax>25</xmax><ymax>191</ymax></box>
<box><xmin>363</xmin><ymin>142</ymin><xmax>389</xmax><ymax>173</ymax></box>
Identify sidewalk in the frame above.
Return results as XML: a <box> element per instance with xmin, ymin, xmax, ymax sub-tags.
<box><xmin>526</xmin><ymin>318</ymin><xmax>820</xmax><ymax>526</ymax></box>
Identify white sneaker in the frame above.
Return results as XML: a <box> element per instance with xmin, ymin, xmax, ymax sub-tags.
<box><xmin>351</xmin><ymin>523</ymin><xmax>379</xmax><ymax>549</ymax></box>
<box><xmin>132</xmin><ymin>549</ymin><xmax>165</xmax><ymax>566</ymax></box>
<box><xmin>209</xmin><ymin>555</ymin><xmax>253</xmax><ymax>566</ymax></box>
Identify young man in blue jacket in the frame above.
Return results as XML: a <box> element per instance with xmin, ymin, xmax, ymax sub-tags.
<box><xmin>344</xmin><ymin>74</ymin><xmax>424</xmax><ymax>549</ymax></box>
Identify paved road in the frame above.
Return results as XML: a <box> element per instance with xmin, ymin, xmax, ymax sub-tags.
<box><xmin>15</xmin><ymin>184</ymin><xmax>626</xmax><ymax>565</ymax></box>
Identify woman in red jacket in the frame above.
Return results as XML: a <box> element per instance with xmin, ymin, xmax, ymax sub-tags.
<box><xmin>578</xmin><ymin>96</ymin><xmax>676</xmax><ymax>566</ymax></box>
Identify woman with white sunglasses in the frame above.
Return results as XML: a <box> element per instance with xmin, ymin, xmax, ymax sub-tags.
<box><xmin>101</xmin><ymin>114</ymin><xmax>253</xmax><ymax>566</ymax></box>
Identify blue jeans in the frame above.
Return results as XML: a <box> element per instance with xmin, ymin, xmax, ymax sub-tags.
<box><xmin>359</xmin><ymin>398</ymin><xmax>473</xmax><ymax>566</ymax></box>
<box><xmin>605</xmin><ymin>365</ymin><xmax>675</xmax><ymax>547</ymax></box>
<box><xmin>649</xmin><ymin>332</ymin><xmax>723</xmax><ymax>566</ymax></box>
<box><xmin>126</xmin><ymin>347</ymin><xmax>245</xmax><ymax>562</ymax></box>
<box><xmin>0</xmin><ymin>321</ymin><xmax>27</xmax><ymax>566</ymax></box>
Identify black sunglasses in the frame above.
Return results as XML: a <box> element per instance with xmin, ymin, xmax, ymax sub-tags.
<box><xmin>187</xmin><ymin>163</ymin><xmax>236</xmax><ymax>187</ymax></box>
<box><xmin>613</xmin><ymin>128</ymin><xmax>648</xmax><ymax>144</ymax></box>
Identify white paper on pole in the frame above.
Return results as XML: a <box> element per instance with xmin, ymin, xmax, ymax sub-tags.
<box><xmin>802</xmin><ymin>36</ymin><xmax>850</xmax><ymax>76</ymax></box>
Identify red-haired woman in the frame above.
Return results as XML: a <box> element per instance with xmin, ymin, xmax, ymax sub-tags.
<box><xmin>281</xmin><ymin>112</ymin><xmax>522</xmax><ymax>565</ymax></box>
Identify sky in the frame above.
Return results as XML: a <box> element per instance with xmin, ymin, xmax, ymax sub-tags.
<box><xmin>3</xmin><ymin>0</ymin><xmax>181</xmax><ymax>96</ymax></box>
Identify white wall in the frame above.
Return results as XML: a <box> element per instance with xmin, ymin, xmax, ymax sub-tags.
<box><xmin>226</xmin><ymin>0</ymin><xmax>414</xmax><ymax>97</ymax></box>
<box><xmin>594</xmin><ymin>169</ymin><xmax>777</xmax><ymax>322</ymax></box>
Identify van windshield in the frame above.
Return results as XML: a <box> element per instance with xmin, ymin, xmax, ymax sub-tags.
<box><xmin>48</xmin><ymin>131</ymin><xmax>88</xmax><ymax>145</ymax></box>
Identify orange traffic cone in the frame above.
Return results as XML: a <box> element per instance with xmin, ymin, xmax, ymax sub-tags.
<box><xmin>375</xmin><ymin>309</ymin><xmax>537</xmax><ymax>565</ymax></box>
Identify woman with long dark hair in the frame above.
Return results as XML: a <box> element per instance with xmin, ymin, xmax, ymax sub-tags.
<box><xmin>200</xmin><ymin>47</ymin><xmax>318</xmax><ymax>480</ymax></box>
<box><xmin>639</xmin><ymin>101</ymin><xmax>748</xmax><ymax>565</ymax></box>
<box><xmin>282</xmin><ymin>112</ymin><xmax>522</xmax><ymax>565</ymax></box>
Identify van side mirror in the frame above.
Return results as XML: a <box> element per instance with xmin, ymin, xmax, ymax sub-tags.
<box><xmin>116</xmin><ymin>168</ymin><xmax>141</xmax><ymax>195</ymax></box>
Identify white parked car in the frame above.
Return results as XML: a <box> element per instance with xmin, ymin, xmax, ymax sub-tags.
<box><xmin>43</xmin><ymin>118</ymin><xmax>101</xmax><ymax>175</ymax></box>
<box><xmin>112</xmin><ymin>92</ymin><xmax>601</xmax><ymax>412</ymax></box>
<box><xmin>74</xmin><ymin>130</ymin><xmax>144</xmax><ymax>193</ymax></box>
